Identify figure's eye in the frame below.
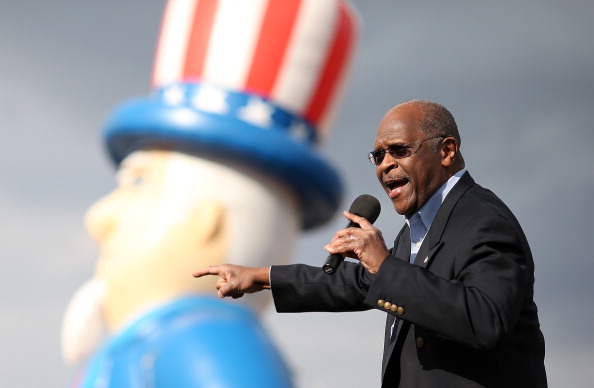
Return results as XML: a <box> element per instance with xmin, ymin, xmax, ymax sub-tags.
<box><xmin>116</xmin><ymin>169</ymin><xmax>146</xmax><ymax>187</ymax></box>
<box><xmin>130</xmin><ymin>176</ymin><xmax>145</xmax><ymax>186</ymax></box>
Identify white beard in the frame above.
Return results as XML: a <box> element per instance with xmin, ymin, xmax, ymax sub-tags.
<box><xmin>61</xmin><ymin>278</ymin><xmax>108</xmax><ymax>365</ymax></box>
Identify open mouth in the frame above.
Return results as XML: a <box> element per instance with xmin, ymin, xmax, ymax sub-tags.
<box><xmin>383</xmin><ymin>176</ymin><xmax>409</xmax><ymax>197</ymax></box>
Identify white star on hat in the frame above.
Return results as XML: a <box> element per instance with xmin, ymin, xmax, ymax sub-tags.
<box><xmin>191</xmin><ymin>85</ymin><xmax>229</xmax><ymax>115</ymax></box>
<box><xmin>237</xmin><ymin>97</ymin><xmax>273</xmax><ymax>128</ymax></box>
<box><xmin>162</xmin><ymin>84</ymin><xmax>186</xmax><ymax>106</ymax></box>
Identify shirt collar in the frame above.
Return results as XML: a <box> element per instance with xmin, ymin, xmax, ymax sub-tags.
<box><xmin>406</xmin><ymin>169</ymin><xmax>466</xmax><ymax>230</ymax></box>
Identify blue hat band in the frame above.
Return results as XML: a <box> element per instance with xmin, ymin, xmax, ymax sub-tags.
<box><xmin>152</xmin><ymin>83</ymin><xmax>319</xmax><ymax>144</ymax></box>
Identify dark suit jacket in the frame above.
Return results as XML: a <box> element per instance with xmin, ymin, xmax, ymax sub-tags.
<box><xmin>271</xmin><ymin>172</ymin><xmax>547</xmax><ymax>387</ymax></box>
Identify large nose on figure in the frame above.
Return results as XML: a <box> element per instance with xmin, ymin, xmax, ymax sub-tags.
<box><xmin>84</xmin><ymin>191</ymin><xmax>121</xmax><ymax>244</ymax></box>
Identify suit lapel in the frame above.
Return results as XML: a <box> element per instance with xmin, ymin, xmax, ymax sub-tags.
<box><xmin>394</xmin><ymin>225</ymin><xmax>411</xmax><ymax>262</ymax></box>
<box><xmin>413</xmin><ymin>172</ymin><xmax>475</xmax><ymax>269</ymax></box>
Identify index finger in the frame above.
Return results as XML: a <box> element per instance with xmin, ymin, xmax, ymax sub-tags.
<box><xmin>344</xmin><ymin>211</ymin><xmax>373</xmax><ymax>228</ymax></box>
<box><xmin>192</xmin><ymin>265</ymin><xmax>224</xmax><ymax>278</ymax></box>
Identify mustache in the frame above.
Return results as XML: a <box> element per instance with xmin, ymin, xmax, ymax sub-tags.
<box><xmin>382</xmin><ymin>173</ymin><xmax>409</xmax><ymax>182</ymax></box>
<box><xmin>61</xmin><ymin>278</ymin><xmax>107</xmax><ymax>365</ymax></box>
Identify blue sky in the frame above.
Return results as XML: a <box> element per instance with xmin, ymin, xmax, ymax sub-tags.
<box><xmin>2</xmin><ymin>1</ymin><xmax>593</xmax><ymax>387</ymax></box>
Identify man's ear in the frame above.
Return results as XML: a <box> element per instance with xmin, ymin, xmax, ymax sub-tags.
<box><xmin>441</xmin><ymin>137</ymin><xmax>459</xmax><ymax>167</ymax></box>
<box><xmin>188</xmin><ymin>200</ymin><xmax>225</xmax><ymax>243</ymax></box>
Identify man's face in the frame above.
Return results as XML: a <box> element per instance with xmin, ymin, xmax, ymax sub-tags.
<box><xmin>373</xmin><ymin>104</ymin><xmax>446</xmax><ymax>217</ymax></box>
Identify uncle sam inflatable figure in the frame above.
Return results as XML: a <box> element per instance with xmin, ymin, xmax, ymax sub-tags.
<box><xmin>61</xmin><ymin>0</ymin><xmax>359</xmax><ymax>387</ymax></box>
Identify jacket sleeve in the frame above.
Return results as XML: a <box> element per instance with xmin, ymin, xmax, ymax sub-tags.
<box><xmin>271</xmin><ymin>262</ymin><xmax>375</xmax><ymax>313</ymax></box>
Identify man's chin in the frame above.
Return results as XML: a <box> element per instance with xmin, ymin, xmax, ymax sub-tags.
<box><xmin>61</xmin><ymin>278</ymin><xmax>108</xmax><ymax>365</ymax></box>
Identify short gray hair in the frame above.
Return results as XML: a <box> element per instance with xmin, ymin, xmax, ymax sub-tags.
<box><xmin>408</xmin><ymin>100</ymin><xmax>461</xmax><ymax>152</ymax></box>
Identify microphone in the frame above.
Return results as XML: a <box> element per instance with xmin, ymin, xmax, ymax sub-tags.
<box><xmin>323</xmin><ymin>194</ymin><xmax>381</xmax><ymax>274</ymax></box>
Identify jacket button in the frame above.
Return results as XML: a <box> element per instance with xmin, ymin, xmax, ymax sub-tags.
<box><xmin>416</xmin><ymin>337</ymin><xmax>424</xmax><ymax>348</ymax></box>
<box><xmin>383</xmin><ymin>301</ymin><xmax>392</xmax><ymax>310</ymax></box>
<box><xmin>390</xmin><ymin>304</ymin><xmax>398</xmax><ymax>312</ymax></box>
<box><xmin>378</xmin><ymin>299</ymin><xmax>385</xmax><ymax>307</ymax></box>
<box><xmin>397</xmin><ymin>306</ymin><xmax>405</xmax><ymax>315</ymax></box>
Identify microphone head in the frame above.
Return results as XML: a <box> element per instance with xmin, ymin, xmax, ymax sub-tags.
<box><xmin>348</xmin><ymin>194</ymin><xmax>381</xmax><ymax>224</ymax></box>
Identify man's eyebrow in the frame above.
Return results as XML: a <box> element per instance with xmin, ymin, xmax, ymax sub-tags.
<box><xmin>375</xmin><ymin>140</ymin><xmax>409</xmax><ymax>148</ymax></box>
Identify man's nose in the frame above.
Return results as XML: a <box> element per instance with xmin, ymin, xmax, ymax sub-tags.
<box><xmin>379</xmin><ymin>151</ymin><xmax>399</xmax><ymax>170</ymax></box>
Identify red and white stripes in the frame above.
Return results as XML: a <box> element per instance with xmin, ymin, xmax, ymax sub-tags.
<box><xmin>152</xmin><ymin>0</ymin><xmax>359</xmax><ymax>140</ymax></box>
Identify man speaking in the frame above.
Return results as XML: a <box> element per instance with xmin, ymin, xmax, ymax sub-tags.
<box><xmin>194</xmin><ymin>100</ymin><xmax>547</xmax><ymax>387</ymax></box>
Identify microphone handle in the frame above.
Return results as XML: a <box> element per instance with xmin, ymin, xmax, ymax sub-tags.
<box><xmin>322</xmin><ymin>220</ymin><xmax>358</xmax><ymax>274</ymax></box>
<box><xmin>322</xmin><ymin>254</ymin><xmax>343</xmax><ymax>274</ymax></box>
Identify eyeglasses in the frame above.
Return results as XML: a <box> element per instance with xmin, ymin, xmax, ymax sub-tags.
<box><xmin>367</xmin><ymin>135</ymin><xmax>446</xmax><ymax>165</ymax></box>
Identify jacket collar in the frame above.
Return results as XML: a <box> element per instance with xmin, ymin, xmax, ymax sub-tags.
<box><xmin>427</xmin><ymin>171</ymin><xmax>474</xmax><ymax>246</ymax></box>
<box><xmin>412</xmin><ymin>171</ymin><xmax>474</xmax><ymax>267</ymax></box>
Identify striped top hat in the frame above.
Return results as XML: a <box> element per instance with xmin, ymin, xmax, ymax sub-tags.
<box><xmin>104</xmin><ymin>0</ymin><xmax>360</xmax><ymax>229</ymax></box>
